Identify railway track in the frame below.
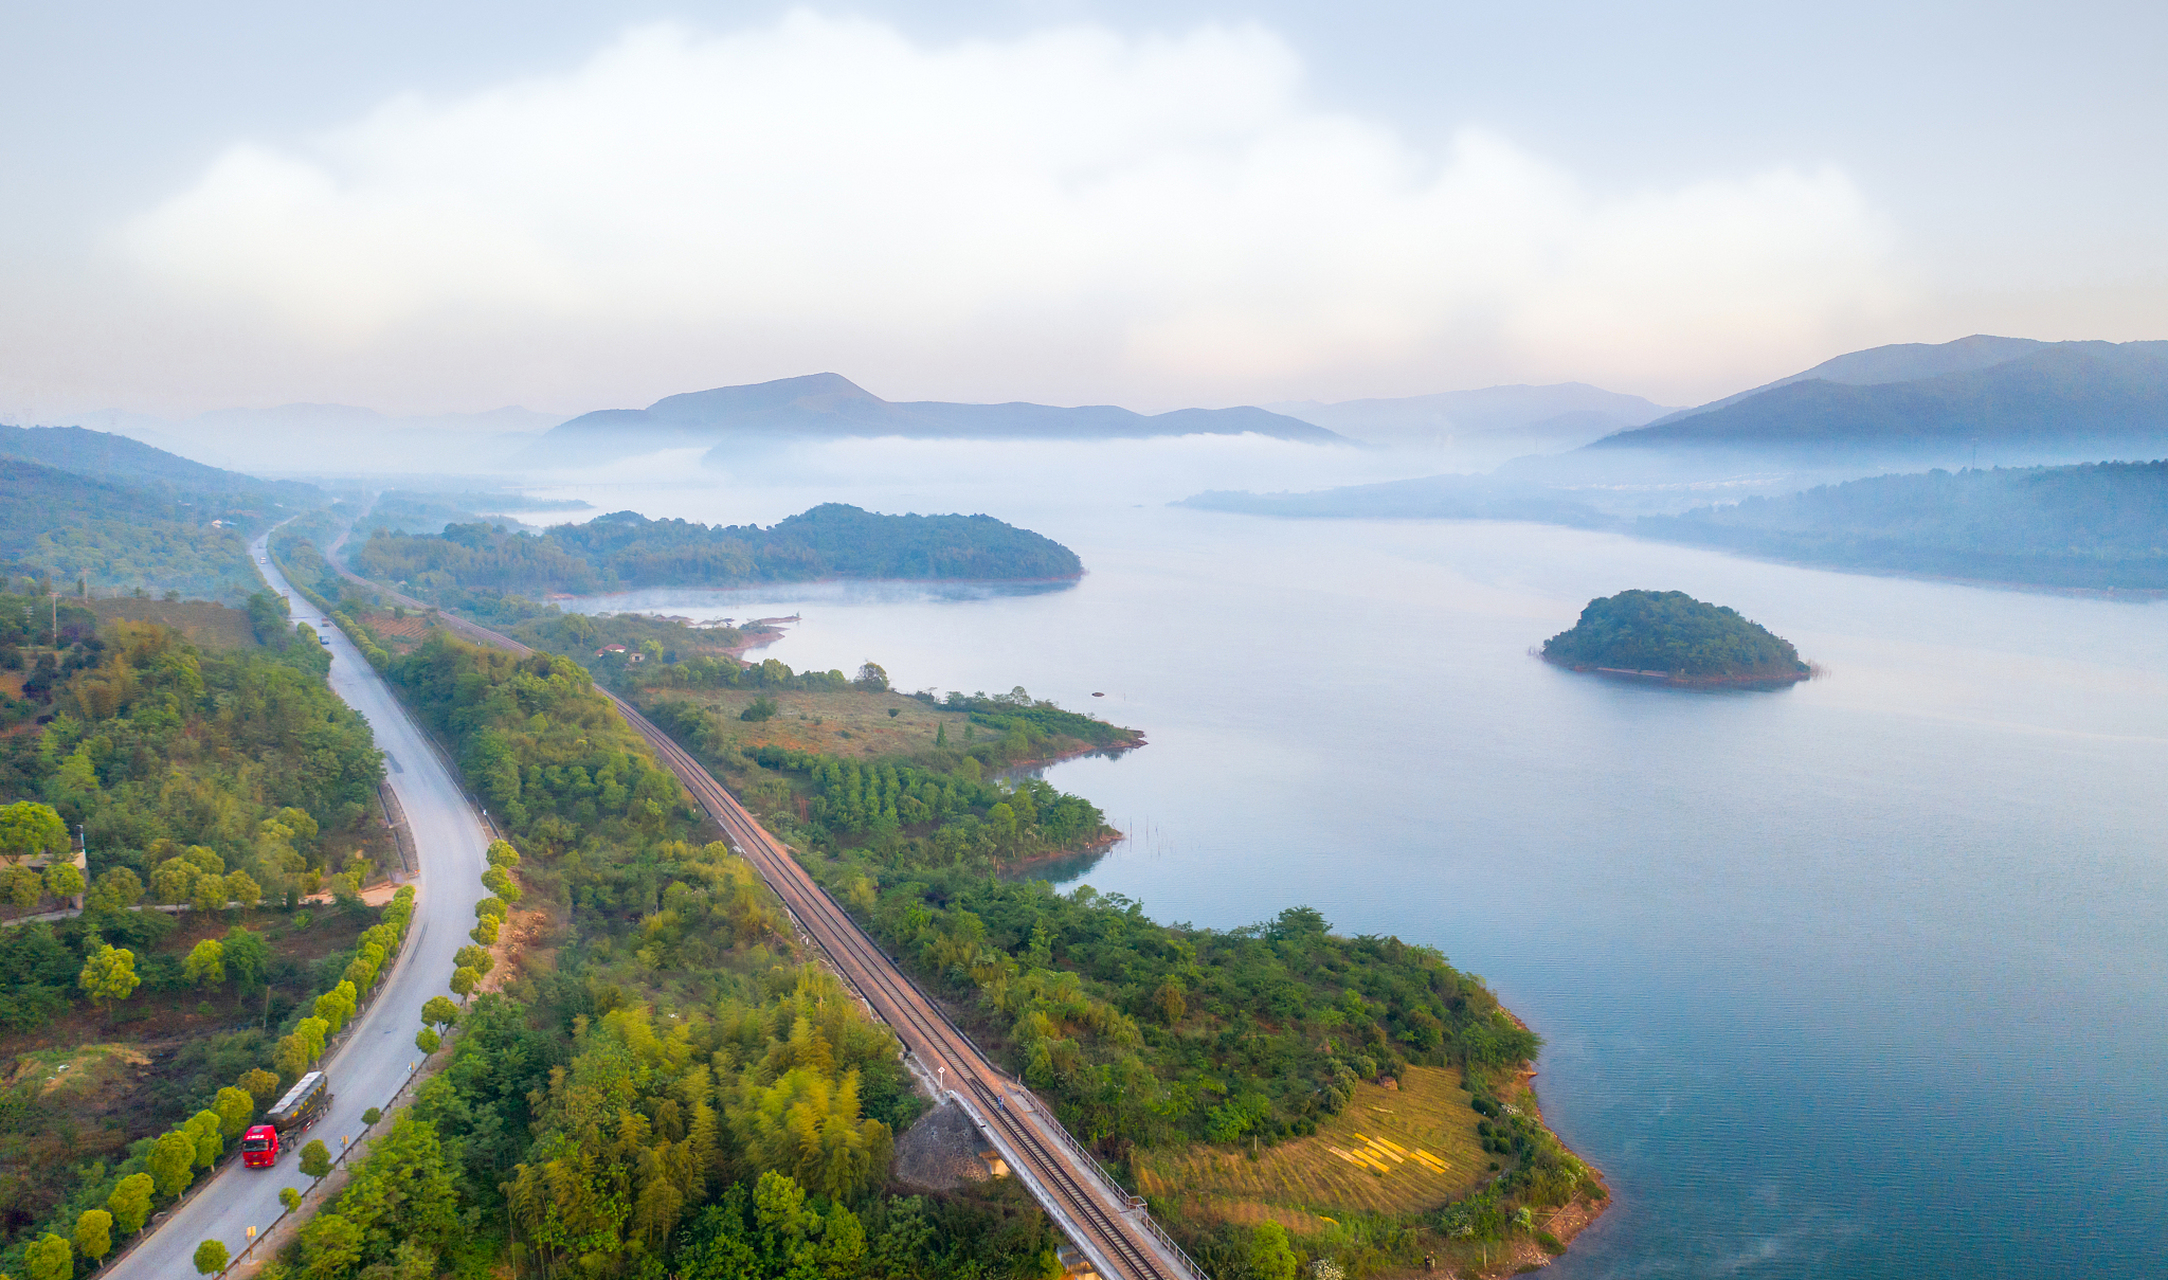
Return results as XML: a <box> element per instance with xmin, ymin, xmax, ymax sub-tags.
<box><xmin>612</xmin><ymin>693</ymin><xmax>1204</xmax><ymax>1280</ymax></box>
<box><xmin>340</xmin><ymin>582</ymin><xmax>1207</xmax><ymax>1279</ymax></box>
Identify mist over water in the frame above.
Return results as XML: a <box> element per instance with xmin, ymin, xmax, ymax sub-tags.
<box><xmin>527</xmin><ymin>441</ymin><xmax>2168</xmax><ymax>1279</ymax></box>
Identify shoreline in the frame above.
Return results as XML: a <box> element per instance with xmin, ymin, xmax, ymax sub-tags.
<box><xmin>1543</xmin><ymin>654</ymin><xmax>1811</xmax><ymax>689</ymax></box>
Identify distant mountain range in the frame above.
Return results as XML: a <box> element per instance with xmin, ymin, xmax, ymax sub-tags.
<box><xmin>1269</xmin><ymin>382</ymin><xmax>1675</xmax><ymax>453</ymax></box>
<box><xmin>518</xmin><ymin>373</ymin><xmax>1344</xmax><ymax>466</ymax></box>
<box><xmin>1592</xmin><ymin>336</ymin><xmax>2168</xmax><ymax>463</ymax></box>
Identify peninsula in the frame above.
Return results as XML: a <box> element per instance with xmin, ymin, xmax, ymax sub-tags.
<box><xmin>1543</xmin><ymin>589</ymin><xmax>1810</xmax><ymax>685</ymax></box>
<box><xmin>350</xmin><ymin>502</ymin><xmax>1084</xmax><ymax>602</ymax></box>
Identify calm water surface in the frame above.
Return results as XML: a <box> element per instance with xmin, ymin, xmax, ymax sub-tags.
<box><xmin>551</xmin><ymin>490</ymin><xmax>2167</xmax><ymax>1279</ymax></box>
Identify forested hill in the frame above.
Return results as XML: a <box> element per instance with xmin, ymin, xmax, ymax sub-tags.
<box><xmin>1638</xmin><ymin>460</ymin><xmax>2168</xmax><ymax>589</ymax></box>
<box><xmin>1543</xmin><ymin>590</ymin><xmax>1808</xmax><ymax>680</ymax></box>
<box><xmin>352</xmin><ymin>502</ymin><xmax>1083</xmax><ymax>597</ymax></box>
<box><xmin>0</xmin><ymin>424</ymin><xmax>318</xmax><ymax>505</ymax></box>
<box><xmin>0</xmin><ymin>458</ymin><xmax>270</xmax><ymax>601</ymax></box>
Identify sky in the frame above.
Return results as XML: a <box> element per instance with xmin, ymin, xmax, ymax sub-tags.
<box><xmin>2</xmin><ymin>0</ymin><xmax>2163</xmax><ymax>421</ymax></box>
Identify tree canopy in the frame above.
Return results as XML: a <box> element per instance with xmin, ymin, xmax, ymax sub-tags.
<box><xmin>1541</xmin><ymin>589</ymin><xmax>1807</xmax><ymax>679</ymax></box>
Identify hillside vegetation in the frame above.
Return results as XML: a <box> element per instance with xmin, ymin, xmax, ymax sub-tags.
<box><xmin>0</xmin><ymin>600</ymin><xmax>389</xmax><ymax>1272</ymax></box>
<box><xmin>0</xmin><ymin>460</ymin><xmax>274</xmax><ymax>603</ymax></box>
<box><xmin>1542</xmin><ymin>590</ymin><xmax>1808</xmax><ymax>680</ymax></box>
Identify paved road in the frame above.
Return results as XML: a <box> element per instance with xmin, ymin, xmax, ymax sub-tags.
<box><xmin>104</xmin><ymin>537</ymin><xmax>490</xmax><ymax>1279</ymax></box>
<box><xmin>327</xmin><ymin>571</ymin><xmax>1205</xmax><ymax>1280</ymax></box>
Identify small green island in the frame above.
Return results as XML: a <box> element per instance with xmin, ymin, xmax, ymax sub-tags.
<box><xmin>1542</xmin><ymin>589</ymin><xmax>1811</xmax><ymax>685</ymax></box>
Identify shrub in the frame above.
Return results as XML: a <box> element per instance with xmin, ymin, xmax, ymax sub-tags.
<box><xmin>1537</xmin><ymin>1230</ymin><xmax>1565</xmax><ymax>1255</ymax></box>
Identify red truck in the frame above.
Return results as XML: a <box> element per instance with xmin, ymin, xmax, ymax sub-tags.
<box><xmin>243</xmin><ymin>1070</ymin><xmax>331</xmax><ymax>1168</ymax></box>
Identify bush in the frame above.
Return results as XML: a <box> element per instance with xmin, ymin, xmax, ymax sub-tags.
<box><xmin>194</xmin><ymin>1237</ymin><xmax>229</xmax><ymax>1274</ymax></box>
<box><xmin>1537</xmin><ymin>1230</ymin><xmax>1565</xmax><ymax>1254</ymax></box>
<box><xmin>363</xmin><ymin>1107</ymin><xmax>382</xmax><ymax>1125</ymax></box>
<box><xmin>300</xmin><ymin>1139</ymin><xmax>332</xmax><ymax>1179</ymax></box>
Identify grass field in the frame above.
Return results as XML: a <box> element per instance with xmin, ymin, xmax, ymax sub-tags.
<box><xmin>1134</xmin><ymin>1066</ymin><xmax>1490</xmax><ymax>1231</ymax></box>
<box><xmin>88</xmin><ymin>597</ymin><xmax>259</xmax><ymax>650</ymax></box>
<box><xmin>653</xmin><ymin>687</ymin><xmax>978</xmax><ymax>761</ymax></box>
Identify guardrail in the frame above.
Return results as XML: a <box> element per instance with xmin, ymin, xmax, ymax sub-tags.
<box><xmin>209</xmin><ymin>1046</ymin><xmax>440</xmax><ymax>1275</ymax></box>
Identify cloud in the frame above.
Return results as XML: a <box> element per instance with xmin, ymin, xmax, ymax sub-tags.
<box><xmin>120</xmin><ymin>12</ymin><xmax>1901</xmax><ymax>407</ymax></box>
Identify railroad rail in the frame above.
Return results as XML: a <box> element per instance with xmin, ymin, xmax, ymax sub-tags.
<box><xmin>329</xmin><ymin>566</ymin><xmax>1208</xmax><ymax>1280</ymax></box>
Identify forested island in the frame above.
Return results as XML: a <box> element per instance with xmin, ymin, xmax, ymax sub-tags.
<box><xmin>1543</xmin><ymin>589</ymin><xmax>1810</xmax><ymax>685</ymax></box>
<box><xmin>351</xmin><ymin>503</ymin><xmax>1083</xmax><ymax>605</ymax></box>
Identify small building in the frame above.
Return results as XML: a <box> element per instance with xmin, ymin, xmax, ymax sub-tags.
<box><xmin>17</xmin><ymin>840</ymin><xmax>88</xmax><ymax>912</ymax></box>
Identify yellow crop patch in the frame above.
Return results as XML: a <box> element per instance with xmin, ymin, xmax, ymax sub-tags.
<box><xmin>1134</xmin><ymin>1065</ymin><xmax>1489</xmax><ymax>1226</ymax></box>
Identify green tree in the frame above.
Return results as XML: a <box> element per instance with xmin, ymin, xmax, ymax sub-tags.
<box><xmin>239</xmin><ymin>1068</ymin><xmax>282</xmax><ymax>1106</ymax></box>
<box><xmin>0</xmin><ymin>801</ymin><xmax>67</xmax><ymax>863</ymax></box>
<box><xmin>3</xmin><ymin>864</ymin><xmax>39</xmax><ymax>910</ymax></box>
<box><xmin>297</xmin><ymin>1212</ymin><xmax>360</xmax><ymax>1280</ymax></box>
<box><xmin>23</xmin><ymin>1233</ymin><xmax>70</xmax><ymax>1280</ymax></box>
<box><xmin>474</xmin><ymin>895</ymin><xmax>506</xmax><ymax>922</ymax></box>
<box><xmin>468</xmin><ymin>916</ymin><xmax>499</xmax><ymax>946</ymax></box>
<box><xmin>193</xmin><ymin>1238</ymin><xmax>229</xmax><ymax>1275</ymax></box>
<box><xmin>88</xmin><ymin>866</ymin><xmax>144</xmax><ymax>911</ymax></box>
<box><xmin>389</xmin><ymin>1241</ymin><xmax>437</xmax><ymax>1280</ymax></box>
<box><xmin>43</xmin><ymin>860</ymin><xmax>84</xmax><ymax>900</ymax></box>
<box><xmin>190</xmin><ymin>873</ymin><xmax>229</xmax><ymax>916</ymax></box>
<box><xmin>78</xmin><ymin>944</ymin><xmax>140</xmax><ymax>1007</ymax></box>
<box><xmin>420</xmin><ymin>995</ymin><xmax>459</xmax><ymax>1029</ymax></box>
<box><xmin>184</xmin><ymin>938</ymin><xmax>226</xmax><ymax>987</ymax></box>
<box><xmin>452</xmin><ymin>944</ymin><xmax>493</xmax><ymax>976</ymax></box>
<box><xmin>222</xmin><ymin>927</ymin><xmax>271</xmax><ymax>987</ymax></box>
<box><xmin>484</xmin><ymin>838</ymin><xmax>519</xmax><ymax>868</ymax></box>
<box><xmin>150</xmin><ymin>858</ymin><xmax>200</xmax><ymax>905</ymax></box>
<box><xmin>150</xmin><ymin>1130</ymin><xmax>198</xmax><ymax>1197</ymax></box>
<box><xmin>72</xmin><ymin>1209</ymin><xmax>112</xmax><ymax>1264</ymax></box>
<box><xmin>1252</xmin><ymin>1222</ymin><xmax>1298</xmax><ymax>1280</ymax></box>
<box><xmin>299</xmin><ymin>1139</ymin><xmax>332</xmax><ymax>1180</ymax></box>
<box><xmin>106</xmin><ymin>1173</ymin><xmax>154</xmax><ymax>1233</ymax></box>
<box><xmin>333</xmin><ymin>1117</ymin><xmax>458</xmax><ymax>1252</ymax></box>
<box><xmin>214</xmin><ymin>1086</ymin><xmax>257</xmax><ymax>1139</ymax></box>
<box><xmin>478</xmin><ymin>865</ymin><xmax>519</xmax><ymax>903</ymax></box>
<box><xmin>415</xmin><ymin>1026</ymin><xmax>440</xmax><ymax>1055</ymax></box>
<box><xmin>449</xmin><ymin>967</ymin><xmax>479</xmax><ymax>1000</ymax></box>
<box><xmin>223</xmin><ymin>870</ymin><xmax>262</xmax><ymax>910</ymax></box>
<box><xmin>279</xmin><ymin>1187</ymin><xmax>302</xmax><ymax>1211</ymax></box>
<box><xmin>185</xmin><ymin>1110</ymin><xmax>224</xmax><ymax>1169</ymax></box>
<box><xmin>275</xmin><ymin>1033</ymin><xmax>311</xmax><ymax>1082</ymax></box>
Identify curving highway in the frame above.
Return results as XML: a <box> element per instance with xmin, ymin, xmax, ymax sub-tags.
<box><xmin>102</xmin><ymin>536</ymin><xmax>490</xmax><ymax>1279</ymax></box>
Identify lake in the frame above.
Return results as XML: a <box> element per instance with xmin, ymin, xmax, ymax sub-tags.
<box><xmin>533</xmin><ymin>466</ymin><xmax>2168</xmax><ymax>1279</ymax></box>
